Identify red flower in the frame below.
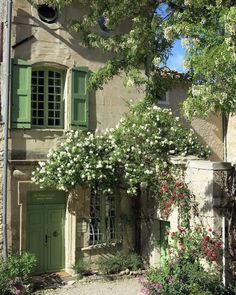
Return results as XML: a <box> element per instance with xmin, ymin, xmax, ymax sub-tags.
<box><xmin>161</xmin><ymin>184</ymin><xmax>168</xmax><ymax>193</ymax></box>
<box><xmin>174</xmin><ymin>181</ymin><xmax>182</xmax><ymax>188</ymax></box>
<box><xmin>217</xmin><ymin>241</ymin><xmax>222</xmax><ymax>248</ymax></box>
<box><xmin>178</xmin><ymin>193</ymin><xmax>184</xmax><ymax>199</ymax></box>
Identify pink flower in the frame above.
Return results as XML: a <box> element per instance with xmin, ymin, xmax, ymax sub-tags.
<box><xmin>140</xmin><ymin>287</ymin><xmax>152</xmax><ymax>295</ymax></box>
<box><xmin>153</xmin><ymin>283</ymin><xmax>162</xmax><ymax>292</ymax></box>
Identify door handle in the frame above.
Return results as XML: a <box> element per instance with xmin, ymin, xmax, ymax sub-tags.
<box><xmin>45</xmin><ymin>234</ymin><xmax>51</xmax><ymax>244</ymax></box>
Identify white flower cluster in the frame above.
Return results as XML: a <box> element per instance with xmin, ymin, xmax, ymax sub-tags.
<box><xmin>33</xmin><ymin>103</ymin><xmax>210</xmax><ymax>196</ymax></box>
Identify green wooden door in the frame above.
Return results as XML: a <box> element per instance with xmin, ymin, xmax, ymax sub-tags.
<box><xmin>27</xmin><ymin>192</ymin><xmax>65</xmax><ymax>273</ymax></box>
<box><xmin>45</xmin><ymin>205</ymin><xmax>65</xmax><ymax>272</ymax></box>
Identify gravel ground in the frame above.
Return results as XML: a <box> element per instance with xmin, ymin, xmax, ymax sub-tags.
<box><xmin>38</xmin><ymin>278</ymin><xmax>143</xmax><ymax>295</ymax></box>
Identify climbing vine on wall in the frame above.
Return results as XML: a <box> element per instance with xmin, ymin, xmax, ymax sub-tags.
<box><xmin>32</xmin><ymin>101</ymin><xmax>210</xmax><ymax>212</ymax></box>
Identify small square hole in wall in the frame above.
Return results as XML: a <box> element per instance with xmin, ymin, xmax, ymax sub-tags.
<box><xmin>157</xmin><ymin>90</ymin><xmax>170</xmax><ymax>105</ymax></box>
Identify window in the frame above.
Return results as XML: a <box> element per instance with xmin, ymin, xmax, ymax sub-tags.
<box><xmin>31</xmin><ymin>69</ymin><xmax>64</xmax><ymax>128</ymax></box>
<box><xmin>89</xmin><ymin>188</ymin><xmax>121</xmax><ymax>245</ymax></box>
<box><xmin>11</xmin><ymin>59</ymin><xmax>90</xmax><ymax>130</ymax></box>
<box><xmin>37</xmin><ymin>5</ymin><xmax>58</xmax><ymax>24</ymax></box>
<box><xmin>157</xmin><ymin>90</ymin><xmax>170</xmax><ymax>105</ymax></box>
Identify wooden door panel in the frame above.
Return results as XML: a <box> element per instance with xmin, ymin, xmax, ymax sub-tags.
<box><xmin>46</xmin><ymin>205</ymin><xmax>65</xmax><ymax>272</ymax></box>
<box><xmin>27</xmin><ymin>203</ymin><xmax>65</xmax><ymax>273</ymax></box>
<box><xmin>27</xmin><ymin>206</ymin><xmax>45</xmax><ymax>273</ymax></box>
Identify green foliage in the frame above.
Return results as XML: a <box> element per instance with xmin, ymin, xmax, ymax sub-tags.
<box><xmin>32</xmin><ymin>0</ymin><xmax>236</xmax><ymax>117</ymax></box>
<box><xmin>140</xmin><ymin>224</ymin><xmax>230</xmax><ymax>295</ymax></box>
<box><xmin>97</xmin><ymin>251</ymin><xmax>143</xmax><ymax>275</ymax></box>
<box><xmin>141</xmin><ymin>260</ymin><xmax>235</xmax><ymax>295</ymax></box>
<box><xmin>73</xmin><ymin>259</ymin><xmax>91</xmax><ymax>279</ymax></box>
<box><xmin>0</xmin><ymin>258</ymin><xmax>10</xmax><ymax>294</ymax></box>
<box><xmin>0</xmin><ymin>252</ymin><xmax>36</xmax><ymax>294</ymax></box>
<box><xmin>6</xmin><ymin>252</ymin><xmax>37</xmax><ymax>281</ymax></box>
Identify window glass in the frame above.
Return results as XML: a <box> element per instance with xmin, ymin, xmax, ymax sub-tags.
<box><xmin>31</xmin><ymin>69</ymin><xmax>64</xmax><ymax>128</ymax></box>
<box><xmin>89</xmin><ymin>188</ymin><xmax>120</xmax><ymax>245</ymax></box>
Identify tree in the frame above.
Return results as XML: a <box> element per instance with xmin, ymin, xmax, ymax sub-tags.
<box><xmin>33</xmin><ymin>0</ymin><xmax>236</xmax><ymax>118</ymax></box>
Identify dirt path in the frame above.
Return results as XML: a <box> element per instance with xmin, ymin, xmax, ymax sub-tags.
<box><xmin>40</xmin><ymin>278</ymin><xmax>143</xmax><ymax>295</ymax></box>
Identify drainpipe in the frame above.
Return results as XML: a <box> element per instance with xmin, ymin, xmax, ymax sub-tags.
<box><xmin>2</xmin><ymin>0</ymin><xmax>13</xmax><ymax>259</ymax></box>
<box><xmin>222</xmin><ymin>113</ymin><xmax>227</xmax><ymax>286</ymax></box>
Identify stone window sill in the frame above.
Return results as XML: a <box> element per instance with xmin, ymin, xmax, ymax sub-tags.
<box><xmin>81</xmin><ymin>241</ymin><xmax>121</xmax><ymax>251</ymax></box>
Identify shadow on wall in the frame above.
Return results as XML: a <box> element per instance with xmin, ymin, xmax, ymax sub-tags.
<box><xmin>167</xmin><ymin>86</ymin><xmax>223</xmax><ymax>161</ymax></box>
<box><xmin>15</xmin><ymin>3</ymin><xmax>112</xmax><ymax>63</ymax></box>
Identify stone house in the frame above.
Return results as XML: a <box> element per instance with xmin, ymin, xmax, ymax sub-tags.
<box><xmin>0</xmin><ymin>0</ymin><xmax>235</xmax><ymax>276</ymax></box>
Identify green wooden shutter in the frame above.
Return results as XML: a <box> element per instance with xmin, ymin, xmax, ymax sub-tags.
<box><xmin>11</xmin><ymin>59</ymin><xmax>32</xmax><ymax>128</ymax></box>
<box><xmin>71</xmin><ymin>67</ymin><xmax>89</xmax><ymax>130</ymax></box>
<box><xmin>160</xmin><ymin>220</ymin><xmax>170</xmax><ymax>265</ymax></box>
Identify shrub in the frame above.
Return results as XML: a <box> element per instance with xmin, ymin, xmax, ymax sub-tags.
<box><xmin>73</xmin><ymin>259</ymin><xmax>91</xmax><ymax>279</ymax></box>
<box><xmin>141</xmin><ymin>259</ymin><xmax>235</xmax><ymax>295</ymax></box>
<box><xmin>7</xmin><ymin>252</ymin><xmax>37</xmax><ymax>281</ymax></box>
<box><xmin>97</xmin><ymin>250</ymin><xmax>143</xmax><ymax>275</ymax></box>
<box><xmin>0</xmin><ymin>252</ymin><xmax>36</xmax><ymax>294</ymax></box>
<box><xmin>0</xmin><ymin>258</ymin><xmax>10</xmax><ymax>294</ymax></box>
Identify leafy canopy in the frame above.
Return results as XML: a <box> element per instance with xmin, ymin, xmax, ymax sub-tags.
<box><xmin>33</xmin><ymin>0</ymin><xmax>236</xmax><ymax>118</ymax></box>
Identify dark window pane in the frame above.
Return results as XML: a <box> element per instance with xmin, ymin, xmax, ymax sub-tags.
<box><xmin>48</xmin><ymin>71</ymin><xmax>54</xmax><ymax>77</ymax></box>
<box><xmin>32</xmin><ymin>78</ymin><xmax>37</xmax><ymax>84</ymax></box>
<box><xmin>55</xmin><ymin>103</ymin><xmax>60</xmax><ymax>109</ymax></box>
<box><xmin>38</xmin><ymin>71</ymin><xmax>44</xmax><ymax>77</ymax></box>
<box><xmin>38</xmin><ymin>102</ymin><xmax>44</xmax><ymax>109</ymax></box>
<box><xmin>32</xmin><ymin>110</ymin><xmax>37</xmax><ymax>117</ymax></box>
<box><xmin>32</xmin><ymin>102</ymin><xmax>37</xmax><ymax>108</ymax></box>
<box><xmin>38</xmin><ymin>86</ymin><xmax>44</xmax><ymax>93</ymax></box>
<box><xmin>48</xmin><ymin>111</ymin><xmax>54</xmax><ymax>117</ymax></box>
<box><xmin>48</xmin><ymin>95</ymin><xmax>54</xmax><ymax>101</ymax></box>
<box><xmin>55</xmin><ymin>87</ymin><xmax>61</xmax><ymax>94</ymax></box>
<box><xmin>32</xmin><ymin>71</ymin><xmax>37</xmax><ymax>77</ymax></box>
<box><xmin>32</xmin><ymin>118</ymin><xmax>37</xmax><ymax>125</ymax></box>
<box><xmin>48</xmin><ymin>87</ymin><xmax>54</xmax><ymax>93</ymax></box>
<box><xmin>55</xmin><ymin>95</ymin><xmax>60</xmax><ymax>102</ymax></box>
<box><xmin>48</xmin><ymin>78</ymin><xmax>54</xmax><ymax>85</ymax></box>
<box><xmin>55</xmin><ymin>72</ymin><xmax>60</xmax><ymax>78</ymax></box>
<box><xmin>38</xmin><ymin>118</ymin><xmax>44</xmax><ymax>125</ymax></box>
<box><xmin>48</xmin><ymin>103</ymin><xmax>54</xmax><ymax>109</ymax></box>
<box><xmin>38</xmin><ymin>78</ymin><xmax>44</xmax><ymax>85</ymax></box>
<box><xmin>55</xmin><ymin>111</ymin><xmax>60</xmax><ymax>117</ymax></box>
<box><xmin>55</xmin><ymin>79</ymin><xmax>61</xmax><ymax>86</ymax></box>
<box><xmin>32</xmin><ymin>86</ymin><xmax>37</xmax><ymax>93</ymax></box>
<box><xmin>55</xmin><ymin>119</ymin><xmax>60</xmax><ymax>125</ymax></box>
<box><xmin>48</xmin><ymin>118</ymin><xmax>54</xmax><ymax>125</ymax></box>
<box><xmin>38</xmin><ymin>94</ymin><xmax>44</xmax><ymax>101</ymax></box>
<box><xmin>32</xmin><ymin>94</ymin><xmax>37</xmax><ymax>100</ymax></box>
<box><xmin>38</xmin><ymin>110</ymin><xmax>44</xmax><ymax>117</ymax></box>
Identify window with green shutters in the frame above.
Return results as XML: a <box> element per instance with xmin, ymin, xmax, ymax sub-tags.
<box><xmin>11</xmin><ymin>59</ymin><xmax>90</xmax><ymax>130</ymax></box>
<box><xmin>11</xmin><ymin>59</ymin><xmax>32</xmax><ymax>128</ymax></box>
<box><xmin>71</xmin><ymin>67</ymin><xmax>89</xmax><ymax>130</ymax></box>
<box><xmin>31</xmin><ymin>68</ymin><xmax>64</xmax><ymax>128</ymax></box>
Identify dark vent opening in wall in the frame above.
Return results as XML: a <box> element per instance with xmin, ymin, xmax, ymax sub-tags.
<box><xmin>37</xmin><ymin>5</ymin><xmax>58</xmax><ymax>24</ymax></box>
